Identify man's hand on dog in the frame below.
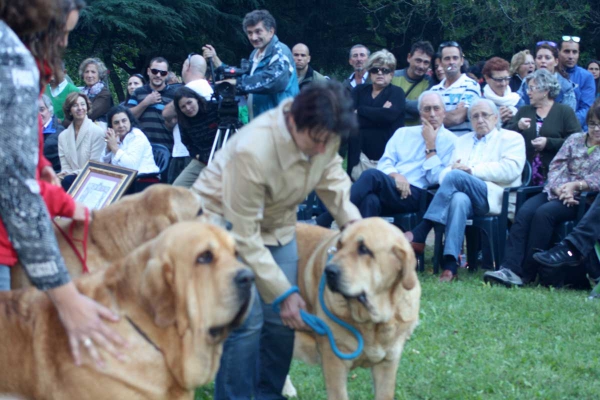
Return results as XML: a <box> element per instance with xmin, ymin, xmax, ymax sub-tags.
<box><xmin>280</xmin><ymin>292</ymin><xmax>307</xmax><ymax>330</ymax></box>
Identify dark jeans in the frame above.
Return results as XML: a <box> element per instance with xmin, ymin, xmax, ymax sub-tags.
<box><xmin>504</xmin><ymin>192</ymin><xmax>577</xmax><ymax>283</ymax></box>
<box><xmin>214</xmin><ymin>238</ymin><xmax>298</xmax><ymax>400</ymax></box>
<box><xmin>566</xmin><ymin>194</ymin><xmax>600</xmax><ymax>257</ymax></box>
<box><xmin>316</xmin><ymin>169</ymin><xmax>423</xmax><ymax>227</ymax></box>
<box><xmin>61</xmin><ymin>174</ymin><xmax>77</xmax><ymax>191</ymax></box>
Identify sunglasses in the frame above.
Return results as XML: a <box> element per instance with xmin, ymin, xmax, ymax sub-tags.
<box><xmin>439</xmin><ymin>41</ymin><xmax>460</xmax><ymax>49</ymax></box>
<box><xmin>369</xmin><ymin>67</ymin><xmax>392</xmax><ymax>75</ymax></box>
<box><xmin>562</xmin><ymin>35</ymin><xmax>581</xmax><ymax>43</ymax></box>
<box><xmin>150</xmin><ymin>68</ymin><xmax>168</xmax><ymax>77</ymax></box>
<box><xmin>489</xmin><ymin>76</ymin><xmax>511</xmax><ymax>82</ymax></box>
<box><xmin>536</xmin><ymin>41</ymin><xmax>557</xmax><ymax>47</ymax></box>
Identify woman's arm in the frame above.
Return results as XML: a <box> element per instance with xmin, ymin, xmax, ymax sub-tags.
<box><xmin>87</xmin><ymin>87</ymin><xmax>112</xmax><ymax>122</ymax></box>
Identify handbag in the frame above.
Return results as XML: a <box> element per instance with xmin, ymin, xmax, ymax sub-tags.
<box><xmin>350</xmin><ymin>152</ymin><xmax>378</xmax><ymax>181</ymax></box>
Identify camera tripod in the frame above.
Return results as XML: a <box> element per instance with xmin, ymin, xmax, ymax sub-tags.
<box><xmin>208</xmin><ymin>118</ymin><xmax>242</xmax><ymax>164</ymax></box>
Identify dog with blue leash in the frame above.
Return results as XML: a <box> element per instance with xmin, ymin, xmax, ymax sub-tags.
<box><xmin>284</xmin><ymin>218</ymin><xmax>421</xmax><ymax>400</ymax></box>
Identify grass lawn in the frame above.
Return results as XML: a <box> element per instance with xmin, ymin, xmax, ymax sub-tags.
<box><xmin>196</xmin><ymin>265</ymin><xmax>600</xmax><ymax>400</ymax></box>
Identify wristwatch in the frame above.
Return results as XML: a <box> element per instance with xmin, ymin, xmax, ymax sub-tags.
<box><xmin>425</xmin><ymin>148</ymin><xmax>437</xmax><ymax>155</ymax></box>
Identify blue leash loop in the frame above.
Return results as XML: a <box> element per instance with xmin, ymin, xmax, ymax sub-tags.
<box><xmin>272</xmin><ymin>271</ymin><xmax>364</xmax><ymax>360</ymax></box>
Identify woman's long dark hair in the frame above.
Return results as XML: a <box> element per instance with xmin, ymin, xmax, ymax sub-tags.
<box><xmin>173</xmin><ymin>87</ymin><xmax>208</xmax><ymax>131</ymax></box>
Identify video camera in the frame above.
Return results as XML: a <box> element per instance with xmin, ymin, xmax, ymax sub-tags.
<box><xmin>209</xmin><ymin>59</ymin><xmax>250</xmax><ymax>123</ymax></box>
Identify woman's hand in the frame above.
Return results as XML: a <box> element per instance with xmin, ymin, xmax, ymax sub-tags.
<box><xmin>72</xmin><ymin>203</ymin><xmax>91</xmax><ymax>222</ymax></box>
<box><xmin>557</xmin><ymin>182</ymin><xmax>580</xmax><ymax>207</ymax></box>
<box><xmin>531</xmin><ymin>137</ymin><xmax>547</xmax><ymax>151</ymax></box>
<box><xmin>47</xmin><ymin>282</ymin><xmax>127</xmax><ymax>368</ymax></box>
<box><xmin>105</xmin><ymin>128</ymin><xmax>120</xmax><ymax>154</ymax></box>
<box><xmin>518</xmin><ymin>117</ymin><xmax>531</xmax><ymax>131</ymax></box>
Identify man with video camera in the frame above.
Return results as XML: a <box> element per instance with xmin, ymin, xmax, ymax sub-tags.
<box><xmin>203</xmin><ymin>9</ymin><xmax>299</xmax><ymax>120</ymax></box>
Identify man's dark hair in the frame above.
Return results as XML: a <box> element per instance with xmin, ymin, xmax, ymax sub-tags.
<box><xmin>242</xmin><ymin>10</ymin><xmax>276</xmax><ymax>32</ymax></box>
<box><xmin>290</xmin><ymin>80</ymin><xmax>358</xmax><ymax>141</ymax></box>
<box><xmin>106</xmin><ymin>105</ymin><xmax>139</xmax><ymax>130</ymax></box>
<box><xmin>559</xmin><ymin>37</ymin><xmax>581</xmax><ymax>51</ymax></box>
<box><xmin>149</xmin><ymin>56</ymin><xmax>169</xmax><ymax>69</ymax></box>
<box><xmin>410</xmin><ymin>40</ymin><xmax>434</xmax><ymax>59</ymax></box>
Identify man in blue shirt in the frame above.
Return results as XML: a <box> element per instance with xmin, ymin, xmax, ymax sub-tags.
<box><xmin>316</xmin><ymin>91</ymin><xmax>456</xmax><ymax>227</ymax></box>
<box><xmin>558</xmin><ymin>36</ymin><xmax>595</xmax><ymax>129</ymax></box>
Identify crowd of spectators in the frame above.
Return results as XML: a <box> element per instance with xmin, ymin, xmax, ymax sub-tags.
<box><xmin>3</xmin><ymin>2</ymin><xmax>600</xmax><ymax>398</ymax></box>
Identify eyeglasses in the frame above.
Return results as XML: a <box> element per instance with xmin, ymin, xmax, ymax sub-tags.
<box><xmin>150</xmin><ymin>68</ymin><xmax>168</xmax><ymax>77</ymax></box>
<box><xmin>489</xmin><ymin>76</ymin><xmax>511</xmax><ymax>82</ymax></box>
<box><xmin>536</xmin><ymin>41</ymin><xmax>557</xmax><ymax>47</ymax></box>
<box><xmin>522</xmin><ymin>61</ymin><xmax>535</xmax><ymax>66</ymax></box>
<box><xmin>187</xmin><ymin>52</ymin><xmax>198</xmax><ymax>70</ymax></box>
<box><xmin>588</xmin><ymin>123</ymin><xmax>600</xmax><ymax>131</ymax></box>
<box><xmin>369</xmin><ymin>67</ymin><xmax>392</xmax><ymax>75</ymax></box>
<box><xmin>526</xmin><ymin>85</ymin><xmax>541</xmax><ymax>92</ymax></box>
<box><xmin>562</xmin><ymin>35</ymin><xmax>581</xmax><ymax>43</ymax></box>
<box><xmin>439</xmin><ymin>41</ymin><xmax>460</xmax><ymax>49</ymax></box>
<box><xmin>471</xmin><ymin>112</ymin><xmax>493</xmax><ymax>120</ymax></box>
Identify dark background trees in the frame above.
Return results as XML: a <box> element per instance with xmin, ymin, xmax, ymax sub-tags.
<box><xmin>65</xmin><ymin>0</ymin><xmax>600</xmax><ymax>102</ymax></box>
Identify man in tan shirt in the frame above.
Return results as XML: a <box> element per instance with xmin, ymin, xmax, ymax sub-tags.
<box><xmin>192</xmin><ymin>80</ymin><xmax>361</xmax><ymax>399</ymax></box>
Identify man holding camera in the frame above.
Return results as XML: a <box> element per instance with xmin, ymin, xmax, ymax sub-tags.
<box><xmin>192</xmin><ymin>80</ymin><xmax>361</xmax><ymax>399</ymax></box>
<box><xmin>202</xmin><ymin>9</ymin><xmax>299</xmax><ymax>120</ymax></box>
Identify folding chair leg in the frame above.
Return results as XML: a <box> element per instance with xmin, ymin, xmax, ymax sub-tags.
<box><xmin>433</xmin><ymin>224</ymin><xmax>444</xmax><ymax>275</ymax></box>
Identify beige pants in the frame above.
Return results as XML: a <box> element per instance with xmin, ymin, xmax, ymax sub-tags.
<box><xmin>173</xmin><ymin>158</ymin><xmax>206</xmax><ymax>188</ymax></box>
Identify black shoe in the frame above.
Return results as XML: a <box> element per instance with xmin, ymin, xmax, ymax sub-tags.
<box><xmin>533</xmin><ymin>243</ymin><xmax>583</xmax><ymax>269</ymax></box>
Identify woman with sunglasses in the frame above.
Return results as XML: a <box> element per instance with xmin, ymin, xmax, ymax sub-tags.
<box><xmin>482</xmin><ymin>57</ymin><xmax>520</xmax><ymax>126</ymax></box>
<box><xmin>509</xmin><ymin>50</ymin><xmax>535</xmax><ymax>92</ymax></box>
<box><xmin>120</xmin><ymin>73</ymin><xmax>145</xmax><ymax>106</ymax></box>
<box><xmin>347</xmin><ymin>49</ymin><xmax>405</xmax><ymax>181</ymax></box>
<box><xmin>77</xmin><ymin>57</ymin><xmax>113</xmax><ymax>123</ymax></box>
<box><xmin>517</xmin><ymin>43</ymin><xmax>576</xmax><ymax>113</ymax></box>
<box><xmin>507</xmin><ymin>69</ymin><xmax>580</xmax><ymax>185</ymax></box>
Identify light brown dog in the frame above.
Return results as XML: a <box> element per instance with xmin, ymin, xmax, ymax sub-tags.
<box><xmin>0</xmin><ymin>221</ymin><xmax>254</xmax><ymax>400</ymax></box>
<box><xmin>11</xmin><ymin>184</ymin><xmax>203</xmax><ymax>288</ymax></box>
<box><xmin>293</xmin><ymin>218</ymin><xmax>421</xmax><ymax>400</ymax></box>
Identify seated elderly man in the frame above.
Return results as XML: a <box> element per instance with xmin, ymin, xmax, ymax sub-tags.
<box><xmin>39</xmin><ymin>94</ymin><xmax>65</xmax><ymax>172</ymax></box>
<box><xmin>316</xmin><ymin>91</ymin><xmax>456</xmax><ymax>227</ymax></box>
<box><xmin>406</xmin><ymin>98</ymin><xmax>526</xmax><ymax>282</ymax></box>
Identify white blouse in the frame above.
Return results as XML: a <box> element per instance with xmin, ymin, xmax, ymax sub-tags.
<box><xmin>102</xmin><ymin>127</ymin><xmax>159</xmax><ymax>174</ymax></box>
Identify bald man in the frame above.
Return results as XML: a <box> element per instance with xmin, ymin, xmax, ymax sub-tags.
<box><xmin>292</xmin><ymin>43</ymin><xmax>327</xmax><ymax>89</ymax></box>
<box><xmin>162</xmin><ymin>53</ymin><xmax>215</xmax><ymax>184</ymax></box>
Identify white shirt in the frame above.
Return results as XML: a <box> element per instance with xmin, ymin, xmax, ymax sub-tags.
<box><xmin>347</xmin><ymin>70</ymin><xmax>368</xmax><ymax>88</ymax></box>
<box><xmin>49</xmin><ymin>79</ymin><xmax>69</xmax><ymax>97</ymax></box>
<box><xmin>172</xmin><ymin>79</ymin><xmax>214</xmax><ymax>158</ymax></box>
<box><xmin>102</xmin><ymin>128</ymin><xmax>159</xmax><ymax>174</ymax></box>
<box><xmin>377</xmin><ymin>125</ymin><xmax>456</xmax><ymax>189</ymax></box>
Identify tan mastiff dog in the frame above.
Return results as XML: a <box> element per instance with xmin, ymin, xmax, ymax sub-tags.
<box><xmin>0</xmin><ymin>221</ymin><xmax>254</xmax><ymax>400</ymax></box>
<box><xmin>11</xmin><ymin>184</ymin><xmax>203</xmax><ymax>288</ymax></box>
<box><xmin>292</xmin><ymin>218</ymin><xmax>420</xmax><ymax>400</ymax></box>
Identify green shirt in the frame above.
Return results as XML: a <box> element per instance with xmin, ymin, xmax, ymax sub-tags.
<box><xmin>391</xmin><ymin>69</ymin><xmax>432</xmax><ymax>126</ymax></box>
<box><xmin>44</xmin><ymin>82</ymin><xmax>80</xmax><ymax>121</ymax></box>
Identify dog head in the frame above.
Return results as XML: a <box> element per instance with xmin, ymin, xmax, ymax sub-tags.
<box><xmin>323</xmin><ymin>218</ymin><xmax>418</xmax><ymax>324</ymax></box>
<box><xmin>111</xmin><ymin>221</ymin><xmax>253</xmax><ymax>389</ymax></box>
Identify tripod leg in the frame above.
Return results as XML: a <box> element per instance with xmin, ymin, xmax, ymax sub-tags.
<box><xmin>208</xmin><ymin>129</ymin><xmax>223</xmax><ymax>165</ymax></box>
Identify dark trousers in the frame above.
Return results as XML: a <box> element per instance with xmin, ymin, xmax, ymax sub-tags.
<box><xmin>504</xmin><ymin>192</ymin><xmax>577</xmax><ymax>282</ymax></box>
<box><xmin>566</xmin><ymin>194</ymin><xmax>600</xmax><ymax>257</ymax></box>
<box><xmin>316</xmin><ymin>169</ymin><xmax>423</xmax><ymax>227</ymax></box>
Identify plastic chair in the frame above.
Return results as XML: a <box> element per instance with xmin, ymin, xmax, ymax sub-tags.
<box><xmin>383</xmin><ymin>186</ymin><xmax>436</xmax><ymax>272</ymax></box>
<box><xmin>128</xmin><ymin>144</ymin><xmax>171</xmax><ymax>194</ymax></box>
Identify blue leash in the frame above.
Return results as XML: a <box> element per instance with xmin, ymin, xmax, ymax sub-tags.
<box><xmin>272</xmin><ymin>270</ymin><xmax>364</xmax><ymax>360</ymax></box>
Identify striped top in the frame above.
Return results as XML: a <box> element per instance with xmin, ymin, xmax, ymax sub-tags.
<box><xmin>127</xmin><ymin>84</ymin><xmax>178</xmax><ymax>151</ymax></box>
<box><xmin>431</xmin><ymin>74</ymin><xmax>481</xmax><ymax>137</ymax></box>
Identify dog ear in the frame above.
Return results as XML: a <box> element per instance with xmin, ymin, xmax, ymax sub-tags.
<box><xmin>392</xmin><ymin>244</ymin><xmax>418</xmax><ymax>291</ymax></box>
<box><xmin>140</xmin><ymin>257</ymin><xmax>177</xmax><ymax>327</ymax></box>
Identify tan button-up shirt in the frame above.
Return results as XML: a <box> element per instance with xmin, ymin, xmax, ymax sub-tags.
<box><xmin>192</xmin><ymin>99</ymin><xmax>361</xmax><ymax>303</ymax></box>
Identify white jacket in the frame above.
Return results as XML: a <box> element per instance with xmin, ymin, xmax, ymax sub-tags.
<box><xmin>439</xmin><ymin>128</ymin><xmax>526</xmax><ymax>215</ymax></box>
<box><xmin>58</xmin><ymin>117</ymin><xmax>106</xmax><ymax>175</ymax></box>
